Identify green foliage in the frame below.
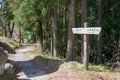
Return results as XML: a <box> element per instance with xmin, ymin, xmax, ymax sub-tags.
<box><xmin>102</xmin><ymin>0</ymin><xmax>120</xmax><ymax>62</ymax></box>
<box><xmin>0</xmin><ymin>28</ymin><xmax>3</xmax><ymax>36</ymax></box>
<box><xmin>70</xmin><ymin>64</ymin><xmax>113</xmax><ymax>72</ymax></box>
<box><xmin>1</xmin><ymin>0</ymin><xmax>14</xmax><ymax>21</ymax></box>
<box><xmin>0</xmin><ymin>32</ymin><xmax>3</xmax><ymax>36</ymax></box>
<box><xmin>10</xmin><ymin>0</ymin><xmax>59</xmax><ymax>44</ymax></box>
<box><xmin>89</xmin><ymin>65</ymin><xmax>113</xmax><ymax>72</ymax></box>
<box><xmin>0</xmin><ymin>0</ymin><xmax>119</xmax><ymax>65</ymax></box>
<box><xmin>27</xmin><ymin>32</ymin><xmax>36</xmax><ymax>43</ymax></box>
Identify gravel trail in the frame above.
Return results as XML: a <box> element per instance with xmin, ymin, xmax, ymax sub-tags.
<box><xmin>8</xmin><ymin>46</ymin><xmax>48</xmax><ymax>80</ymax></box>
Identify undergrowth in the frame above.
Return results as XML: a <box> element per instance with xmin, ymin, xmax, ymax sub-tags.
<box><xmin>0</xmin><ymin>71</ymin><xmax>16</xmax><ymax>80</ymax></box>
<box><xmin>69</xmin><ymin>64</ymin><xmax>113</xmax><ymax>72</ymax></box>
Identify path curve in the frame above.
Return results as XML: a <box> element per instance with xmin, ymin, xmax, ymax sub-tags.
<box><xmin>8</xmin><ymin>45</ymin><xmax>81</xmax><ymax>80</ymax></box>
<box><xmin>8</xmin><ymin>45</ymin><xmax>48</xmax><ymax>80</ymax></box>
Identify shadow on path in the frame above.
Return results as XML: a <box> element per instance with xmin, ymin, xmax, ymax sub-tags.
<box><xmin>10</xmin><ymin>56</ymin><xmax>63</xmax><ymax>79</ymax></box>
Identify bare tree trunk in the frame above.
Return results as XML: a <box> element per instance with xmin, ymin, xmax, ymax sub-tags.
<box><xmin>37</xmin><ymin>20</ymin><xmax>43</xmax><ymax>53</ymax></box>
<box><xmin>63</xmin><ymin>6</ymin><xmax>66</xmax><ymax>27</ymax></box>
<box><xmin>19</xmin><ymin>27</ymin><xmax>22</xmax><ymax>44</ymax></box>
<box><xmin>18</xmin><ymin>27</ymin><xmax>24</xmax><ymax>44</ymax></box>
<box><xmin>66</xmin><ymin>0</ymin><xmax>76</xmax><ymax>61</ymax></box>
<box><xmin>8</xmin><ymin>21</ymin><xmax>14</xmax><ymax>38</ymax></box>
<box><xmin>10</xmin><ymin>22</ymin><xmax>14</xmax><ymax>38</ymax></box>
<box><xmin>51</xmin><ymin>28</ymin><xmax>53</xmax><ymax>54</ymax></box>
<box><xmin>97</xmin><ymin>0</ymin><xmax>102</xmax><ymax>63</ymax></box>
<box><xmin>33</xmin><ymin>1</ymin><xmax>43</xmax><ymax>53</ymax></box>
<box><xmin>51</xmin><ymin>8</ymin><xmax>58</xmax><ymax>57</ymax></box>
<box><xmin>4</xmin><ymin>20</ymin><xmax>7</xmax><ymax>37</ymax></box>
<box><xmin>21</xmin><ymin>34</ymin><xmax>24</xmax><ymax>43</ymax></box>
<box><xmin>81</xmin><ymin>0</ymin><xmax>87</xmax><ymax>63</ymax></box>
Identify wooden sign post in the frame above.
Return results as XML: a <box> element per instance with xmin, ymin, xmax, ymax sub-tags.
<box><xmin>72</xmin><ymin>22</ymin><xmax>101</xmax><ymax>70</ymax></box>
<box><xmin>83</xmin><ymin>22</ymin><xmax>89</xmax><ymax>70</ymax></box>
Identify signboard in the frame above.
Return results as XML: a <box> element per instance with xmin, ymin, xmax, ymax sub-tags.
<box><xmin>72</xmin><ymin>27</ymin><xmax>101</xmax><ymax>34</ymax></box>
<box><xmin>72</xmin><ymin>22</ymin><xmax>102</xmax><ymax>70</ymax></box>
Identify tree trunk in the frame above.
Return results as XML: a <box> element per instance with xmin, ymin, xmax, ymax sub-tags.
<box><xmin>19</xmin><ymin>27</ymin><xmax>22</xmax><ymax>44</ymax></box>
<box><xmin>66</xmin><ymin>0</ymin><xmax>76</xmax><ymax>61</ymax></box>
<box><xmin>81</xmin><ymin>0</ymin><xmax>87</xmax><ymax>63</ymax></box>
<box><xmin>63</xmin><ymin>6</ymin><xmax>66</xmax><ymax>27</ymax></box>
<box><xmin>51</xmin><ymin>8</ymin><xmax>58</xmax><ymax>57</ymax></box>
<box><xmin>10</xmin><ymin>22</ymin><xmax>14</xmax><ymax>38</ymax></box>
<box><xmin>19</xmin><ymin>27</ymin><xmax>24</xmax><ymax>44</ymax></box>
<box><xmin>97</xmin><ymin>0</ymin><xmax>103</xmax><ymax>63</ymax></box>
<box><xmin>8</xmin><ymin>21</ymin><xmax>14</xmax><ymax>38</ymax></box>
<box><xmin>37</xmin><ymin>20</ymin><xmax>43</xmax><ymax>53</ymax></box>
<box><xmin>4</xmin><ymin>20</ymin><xmax>7</xmax><ymax>37</ymax></box>
<box><xmin>51</xmin><ymin>28</ymin><xmax>53</xmax><ymax>54</ymax></box>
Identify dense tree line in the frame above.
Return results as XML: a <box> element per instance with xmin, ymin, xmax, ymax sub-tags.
<box><xmin>0</xmin><ymin>0</ymin><xmax>119</xmax><ymax>65</ymax></box>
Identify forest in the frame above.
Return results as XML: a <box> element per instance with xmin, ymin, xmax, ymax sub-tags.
<box><xmin>0</xmin><ymin>0</ymin><xmax>120</xmax><ymax>79</ymax></box>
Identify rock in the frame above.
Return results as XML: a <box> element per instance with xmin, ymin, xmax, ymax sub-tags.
<box><xmin>67</xmin><ymin>61</ymin><xmax>80</xmax><ymax>68</ymax></box>
<box><xmin>0</xmin><ymin>37</ymin><xmax>20</xmax><ymax>49</ymax></box>
<box><xmin>5</xmin><ymin>62</ymin><xmax>15</xmax><ymax>74</ymax></box>
<box><xmin>0</xmin><ymin>42</ymin><xmax>16</xmax><ymax>54</ymax></box>
<box><xmin>0</xmin><ymin>48</ymin><xmax>8</xmax><ymax>75</ymax></box>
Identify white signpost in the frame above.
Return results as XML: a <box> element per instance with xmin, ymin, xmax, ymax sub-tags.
<box><xmin>72</xmin><ymin>27</ymin><xmax>101</xmax><ymax>34</ymax></box>
<box><xmin>72</xmin><ymin>23</ymin><xmax>101</xmax><ymax>70</ymax></box>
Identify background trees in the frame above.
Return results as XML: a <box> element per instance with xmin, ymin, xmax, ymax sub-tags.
<box><xmin>0</xmin><ymin>0</ymin><xmax>119</xmax><ymax>64</ymax></box>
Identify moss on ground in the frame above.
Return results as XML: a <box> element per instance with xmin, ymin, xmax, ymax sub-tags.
<box><xmin>0</xmin><ymin>71</ymin><xmax>16</xmax><ymax>80</ymax></box>
<box><xmin>0</xmin><ymin>37</ymin><xmax>20</xmax><ymax>50</ymax></box>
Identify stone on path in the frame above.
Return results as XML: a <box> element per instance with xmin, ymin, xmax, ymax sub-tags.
<box><xmin>67</xmin><ymin>61</ymin><xmax>80</xmax><ymax>68</ymax></box>
<box><xmin>5</xmin><ymin>62</ymin><xmax>15</xmax><ymax>74</ymax></box>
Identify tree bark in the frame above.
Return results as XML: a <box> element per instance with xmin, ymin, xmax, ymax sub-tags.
<box><xmin>66</xmin><ymin>0</ymin><xmax>76</xmax><ymax>61</ymax></box>
<box><xmin>19</xmin><ymin>27</ymin><xmax>22</xmax><ymax>44</ymax></box>
<box><xmin>81</xmin><ymin>0</ymin><xmax>87</xmax><ymax>63</ymax></box>
<box><xmin>51</xmin><ymin>8</ymin><xmax>58</xmax><ymax>57</ymax></box>
<box><xmin>51</xmin><ymin>28</ymin><xmax>53</xmax><ymax>54</ymax></box>
<box><xmin>97</xmin><ymin>0</ymin><xmax>102</xmax><ymax>63</ymax></box>
<box><xmin>4</xmin><ymin>20</ymin><xmax>7</xmax><ymax>37</ymax></box>
<box><xmin>63</xmin><ymin>6</ymin><xmax>66</xmax><ymax>27</ymax></box>
<box><xmin>19</xmin><ymin>27</ymin><xmax>24</xmax><ymax>44</ymax></box>
<box><xmin>37</xmin><ymin>20</ymin><xmax>43</xmax><ymax>53</ymax></box>
<box><xmin>33</xmin><ymin>1</ymin><xmax>43</xmax><ymax>53</ymax></box>
<box><xmin>83</xmin><ymin>22</ymin><xmax>89</xmax><ymax>70</ymax></box>
<box><xmin>8</xmin><ymin>21</ymin><xmax>14</xmax><ymax>38</ymax></box>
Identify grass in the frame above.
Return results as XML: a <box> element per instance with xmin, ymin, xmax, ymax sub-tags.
<box><xmin>69</xmin><ymin>63</ymin><xmax>113</xmax><ymax>72</ymax></box>
<box><xmin>68</xmin><ymin>63</ymin><xmax>120</xmax><ymax>80</ymax></box>
<box><xmin>89</xmin><ymin>64</ymin><xmax>113</xmax><ymax>72</ymax></box>
<box><xmin>28</xmin><ymin>51</ymin><xmax>119</xmax><ymax>79</ymax></box>
<box><xmin>37</xmin><ymin>53</ymin><xmax>113</xmax><ymax>72</ymax></box>
<box><xmin>37</xmin><ymin>52</ymin><xmax>64</xmax><ymax>60</ymax></box>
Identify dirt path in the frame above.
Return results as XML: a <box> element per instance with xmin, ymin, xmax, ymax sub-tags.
<box><xmin>8</xmin><ymin>46</ymin><xmax>49</xmax><ymax>80</ymax></box>
<box><xmin>8</xmin><ymin>45</ymin><xmax>75</xmax><ymax>80</ymax></box>
<box><xmin>8</xmin><ymin>45</ymin><xmax>120</xmax><ymax>80</ymax></box>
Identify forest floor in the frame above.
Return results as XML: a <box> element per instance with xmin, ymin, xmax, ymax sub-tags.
<box><xmin>8</xmin><ymin>45</ymin><xmax>120</xmax><ymax>80</ymax></box>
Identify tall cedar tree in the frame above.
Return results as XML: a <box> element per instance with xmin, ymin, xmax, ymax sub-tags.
<box><xmin>66</xmin><ymin>0</ymin><xmax>76</xmax><ymax>61</ymax></box>
<box><xmin>97</xmin><ymin>0</ymin><xmax>102</xmax><ymax>63</ymax></box>
<box><xmin>51</xmin><ymin>8</ymin><xmax>58</xmax><ymax>57</ymax></box>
